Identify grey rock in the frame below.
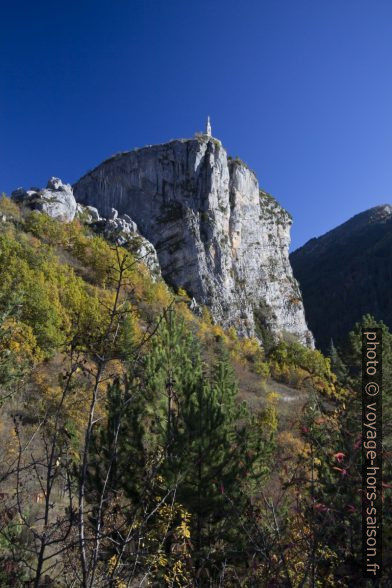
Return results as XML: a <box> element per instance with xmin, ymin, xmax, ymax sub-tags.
<box><xmin>86</xmin><ymin>206</ymin><xmax>101</xmax><ymax>222</ymax></box>
<box><xmin>108</xmin><ymin>208</ymin><xmax>118</xmax><ymax>220</ymax></box>
<box><xmin>189</xmin><ymin>297</ymin><xmax>202</xmax><ymax>316</ymax></box>
<box><xmin>99</xmin><ymin>213</ymin><xmax>161</xmax><ymax>280</ymax></box>
<box><xmin>75</xmin><ymin>203</ymin><xmax>85</xmax><ymax>219</ymax></box>
<box><xmin>102</xmin><ymin>214</ymin><xmax>138</xmax><ymax>244</ymax></box>
<box><xmin>73</xmin><ymin>197</ymin><xmax>160</xmax><ymax>279</ymax></box>
<box><xmin>75</xmin><ymin>203</ymin><xmax>101</xmax><ymax>223</ymax></box>
<box><xmin>12</xmin><ymin>177</ymin><xmax>77</xmax><ymax>222</ymax></box>
<box><xmin>46</xmin><ymin>177</ymin><xmax>63</xmax><ymax>190</ymax></box>
<box><xmin>74</xmin><ymin>137</ymin><xmax>313</xmax><ymax>345</ymax></box>
<box><xmin>130</xmin><ymin>234</ymin><xmax>161</xmax><ymax>280</ymax></box>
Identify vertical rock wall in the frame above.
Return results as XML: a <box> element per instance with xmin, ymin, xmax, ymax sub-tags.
<box><xmin>74</xmin><ymin>136</ymin><xmax>313</xmax><ymax>346</ymax></box>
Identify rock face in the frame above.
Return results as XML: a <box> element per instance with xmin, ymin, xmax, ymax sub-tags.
<box><xmin>103</xmin><ymin>213</ymin><xmax>138</xmax><ymax>243</ymax></box>
<box><xmin>10</xmin><ymin>178</ymin><xmax>161</xmax><ymax>280</ymax></box>
<box><xmin>291</xmin><ymin>204</ymin><xmax>392</xmax><ymax>350</ymax></box>
<box><xmin>12</xmin><ymin>177</ymin><xmax>77</xmax><ymax>222</ymax></box>
<box><xmin>75</xmin><ymin>203</ymin><xmax>161</xmax><ymax>280</ymax></box>
<box><xmin>75</xmin><ymin>203</ymin><xmax>102</xmax><ymax>223</ymax></box>
<box><xmin>74</xmin><ymin>136</ymin><xmax>313</xmax><ymax>345</ymax></box>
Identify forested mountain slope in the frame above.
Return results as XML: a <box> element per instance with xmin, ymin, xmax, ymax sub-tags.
<box><xmin>291</xmin><ymin>204</ymin><xmax>392</xmax><ymax>350</ymax></box>
<box><xmin>0</xmin><ymin>196</ymin><xmax>390</xmax><ymax>586</ymax></box>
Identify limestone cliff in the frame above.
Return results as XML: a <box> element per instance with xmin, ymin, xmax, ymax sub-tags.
<box><xmin>74</xmin><ymin>135</ymin><xmax>313</xmax><ymax>346</ymax></box>
<box><xmin>12</xmin><ymin>177</ymin><xmax>77</xmax><ymax>222</ymax></box>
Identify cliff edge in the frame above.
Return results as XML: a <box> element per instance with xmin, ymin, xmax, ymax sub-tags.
<box><xmin>74</xmin><ymin>134</ymin><xmax>313</xmax><ymax>346</ymax></box>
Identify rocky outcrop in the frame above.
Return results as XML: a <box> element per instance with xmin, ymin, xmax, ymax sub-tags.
<box><xmin>10</xmin><ymin>178</ymin><xmax>161</xmax><ymax>281</ymax></box>
<box><xmin>75</xmin><ymin>203</ymin><xmax>161</xmax><ymax>280</ymax></box>
<box><xmin>12</xmin><ymin>177</ymin><xmax>77</xmax><ymax>222</ymax></box>
<box><xmin>103</xmin><ymin>212</ymin><xmax>138</xmax><ymax>243</ymax></box>
<box><xmin>74</xmin><ymin>136</ymin><xmax>313</xmax><ymax>346</ymax></box>
<box><xmin>75</xmin><ymin>203</ymin><xmax>101</xmax><ymax>223</ymax></box>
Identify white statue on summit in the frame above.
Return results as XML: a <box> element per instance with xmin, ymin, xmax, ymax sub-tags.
<box><xmin>205</xmin><ymin>116</ymin><xmax>212</xmax><ymax>137</ymax></box>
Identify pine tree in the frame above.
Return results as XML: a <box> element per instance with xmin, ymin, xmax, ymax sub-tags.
<box><xmin>295</xmin><ymin>315</ymin><xmax>392</xmax><ymax>584</ymax></box>
<box><xmin>87</xmin><ymin>377</ymin><xmax>148</xmax><ymax>507</ymax></box>
<box><xmin>144</xmin><ymin>313</ymin><xmax>274</xmax><ymax>582</ymax></box>
<box><xmin>84</xmin><ymin>311</ymin><xmax>275</xmax><ymax>584</ymax></box>
<box><xmin>84</xmin><ymin>375</ymin><xmax>149</xmax><ymax>578</ymax></box>
<box><xmin>328</xmin><ymin>339</ymin><xmax>348</xmax><ymax>385</ymax></box>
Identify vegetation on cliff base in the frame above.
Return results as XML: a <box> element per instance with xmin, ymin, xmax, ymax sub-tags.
<box><xmin>0</xmin><ymin>199</ymin><xmax>390</xmax><ymax>586</ymax></box>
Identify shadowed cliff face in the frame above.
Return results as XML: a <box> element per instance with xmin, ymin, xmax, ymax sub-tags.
<box><xmin>291</xmin><ymin>205</ymin><xmax>392</xmax><ymax>350</ymax></box>
<box><xmin>74</xmin><ymin>136</ymin><xmax>313</xmax><ymax>346</ymax></box>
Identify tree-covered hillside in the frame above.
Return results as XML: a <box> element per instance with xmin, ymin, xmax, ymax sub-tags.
<box><xmin>0</xmin><ymin>196</ymin><xmax>390</xmax><ymax>587</ymax></box>
<box><xmin>290</xmin><ymin>205</ymin><xmax>392</xmax><ymax>350</ymax></box>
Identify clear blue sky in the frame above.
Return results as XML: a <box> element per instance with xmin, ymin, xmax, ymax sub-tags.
<box><xmin>1</xmin><ymin>0</ymin><xmax>392</xmax><ymax>249</ymax></box>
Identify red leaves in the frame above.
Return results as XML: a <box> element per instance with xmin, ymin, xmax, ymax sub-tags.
<box><xmin>333</xmin><ymin>452</ymin><xmax>345</xmax><ymax>463</ymax></box>
<box><xmin>354</xmin><ymin>436</ymin><xmax>362</xmax><ymax>450</ymax></box>
<box><xmin>313</xmin><ymin>502</ymin><xmax>328</xmax><ymax>512</ymax></box>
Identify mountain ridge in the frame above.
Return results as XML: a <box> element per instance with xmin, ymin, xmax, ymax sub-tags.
<box><xmin>294</xmin><ymin>204</ymin><xmax>392</xmax><ymax>253</ymax></box>
<box><xmin>291</xmin><ymin>204</ymin><xmax>392</xmax><ymax>349</ymax></box>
